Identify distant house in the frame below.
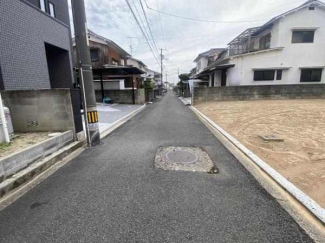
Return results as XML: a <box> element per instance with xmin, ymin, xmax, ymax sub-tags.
<box><xmin>193</xmin><ymin>48</ymin><xmax>227</xmax><ymax>75</ymax></box>
<box><xmin>144</xmin><ymin>68</ymin><xmax>161</xmax><ymax>87</ymax></box>
<box><xmin>127</xmin><ymin>58</ymin><xmax>147</xmax><ymax>72</ymax></box>
<box><xmin>72</xmin><ymin>30</ymin><xmax>145</xmax><ymax>102</ymax></box>
<box><xmin>192</xmin><ymin>48</ymin><xmax>226</xmax><ymax>87</ymax></box>
<box><xmin>196</xmin><ymin>0</ymin><xmax>325</xmax><ymax>87</ymax></box>
<box><xmin>127</xmin><ymin>57</ymin><xmax>148</xmax><ymax>87</ymax></box>
<box><xmin>73</xmin><ymin>29</ymin><xmax>130</xmax><ymax>68</ymax></box>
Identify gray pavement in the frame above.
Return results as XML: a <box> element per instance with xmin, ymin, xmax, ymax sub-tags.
<box><xmin>84</xmin><ymin>103</ymin><xmax>143</xmax><ymax>133</ymax></box>
<box><xmin>0</xmin><ymin>93</ymin><xmax>313</xmax><ymax>243</ymax></box>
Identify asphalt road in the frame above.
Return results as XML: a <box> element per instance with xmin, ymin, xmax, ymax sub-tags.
<box><xmin>0</xmin><ymin>93</ymin><xmax>313</xmax><ymax>243</ymax></box>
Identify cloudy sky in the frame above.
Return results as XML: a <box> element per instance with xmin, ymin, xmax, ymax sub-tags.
<box><xmin>70</xmin><ymin>0</ymin><xmax>308</xmax><ymax>84</ymax></box>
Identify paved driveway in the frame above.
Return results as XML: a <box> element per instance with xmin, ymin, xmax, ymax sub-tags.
<box><xmin>0</xmin><ymin>93</ymin><xmax>313</xmax><ymax>242</ymax></box>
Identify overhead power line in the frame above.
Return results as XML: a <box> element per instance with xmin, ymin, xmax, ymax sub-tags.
<box><xmin>146</xmin><ymin>5</ymin><xmax>269</xmax><ymax>23</ymax></box>
<box><xmin>131</xmin><ymin>0</ymin><xmax>158</xmax><ymax>57</ymax></box>
<box><xmin>125</xmin><ymin>0</ymin><xmax>160</xmax><ymax>65</ymax></box>
<box><xmin>138</xmin><ymin>0</ymin><xmax>160</xmax><ymax>56</ymax></box>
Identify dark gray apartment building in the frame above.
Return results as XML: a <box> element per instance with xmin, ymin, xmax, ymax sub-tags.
<box><xmin>0</xmin><ymin>0</ymin><xmax>74</xmax><ymax>90</ymax></box>
<box><xmin>0</xmin><ymin>0</ymin><xmax>83</xmax><ymax>134</ymax></box>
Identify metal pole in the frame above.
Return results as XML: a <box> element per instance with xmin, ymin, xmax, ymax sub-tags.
<box><xmin>132</xmin><ymin>76</ymin><xmax>135</xmax><ymax>104</ymax></box>
<box><xmin>71</xmin><ymin>0</ymin><xmax>100</xmax><ymax>147</ymax></box>
<box><xmin>0</xmin><ymin>93</ymin><xmax>10</xmax><ymax>143</ymax></box>
<box><xmin>80</xmin><ymin>68</ymin><xmax>91</xmax><ymax>146</ymax></box>
<box><xmin>100</xmin><ymin>70</ymin><xmax>104</xmax><ymax>101</ymax></box>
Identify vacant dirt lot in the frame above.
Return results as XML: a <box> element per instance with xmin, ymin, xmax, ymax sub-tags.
<box><xmin>196</xmin><ymin>99</ymin><xmax>325</xmax><ymax>208</ymax></box>
<box><xmin>0</xmin><ymin>133</ymin><xmax>50</xmax><ymax>158</ymax></box>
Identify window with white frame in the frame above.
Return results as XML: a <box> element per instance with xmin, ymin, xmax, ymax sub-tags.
<box><xmin>292</xmin><ymin>31</ymin><xmax>315</xmax><ymax>43</ymax></box>
<box><xmin>254</xmin><ymin>69</ymin><xmax>283</xmax><ymax>81</ymax></box>
<box><xmin>39</xmin><ymin>0</ymin><xmax>46</xmax><ymax>12</ymax></box>
<box><xmin>49</xmin><ymin>2</ymin><xmax>55</xmax><ymax>18</ymax></box>
<box><xmin>300</xmin><ymin>69</ymin><xmax>322</xmax><ymax>82</ymax></box>
<box><xmin>259</xmin><ymin>34</ymin><xmax>271</xmax><ymax>50</ymax></box>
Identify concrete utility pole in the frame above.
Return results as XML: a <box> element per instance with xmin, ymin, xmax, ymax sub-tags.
<box><xmin>71</xmin><ymin>0</ymin><xmax>100</xmax><ymax>147</ymax></box>
<box><xmin>160</xmin><ymin>48</ymin><xmax>164</xmax><ymax>89</ymax></box>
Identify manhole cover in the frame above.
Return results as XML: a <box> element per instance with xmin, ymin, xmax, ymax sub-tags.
<box><xmin>155</xmin><ymin>147</ymin><xmax>218</xmax><ymax>173</ymax></box>
<box><xmin>166</xmin><ymin>150</ymin><xmax>198</xmax><ymax>164</ymax></box>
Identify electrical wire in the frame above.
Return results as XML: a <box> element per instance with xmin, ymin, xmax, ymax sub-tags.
<box><xmin>125</xmin><ymin>0</ymin><xmax>160</xmax><ymax>65</ymax></box>
<box><xmin>146</xmin><ymin>4</ymin><xmax>269</xmax><ymax>24</ymax></box>
<box><xmin>138</xmin><ymin>0</ymin><xmax>160</xmax><ymax>56</ymax></box>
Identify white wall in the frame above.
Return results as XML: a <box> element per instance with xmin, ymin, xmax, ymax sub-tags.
<box><xmin>227</xmin><ymin>6</ymin><xmax>325</xmax><ymax>86</ymax></box>
<box><xmin>94</xmin><ymin>80</ymin><xmax>125</xmax><ymax>90</ymax></box>
<box><xmin>196</xmin><ymin>57</ymin><xmax>208</xmax><ymax>74</ymax></box>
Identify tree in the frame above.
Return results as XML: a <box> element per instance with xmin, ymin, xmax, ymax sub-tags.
<box><xmin>179</xmin><ymin>73</ymin><xmax>190</xmax><ymax>81</ymax></box>
<box><xmin>143</xmin><ymin>78</ymin><xmax>156</xmax><ymax>89</ymax></box>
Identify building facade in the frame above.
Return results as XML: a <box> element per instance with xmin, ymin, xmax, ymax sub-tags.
<box><xmin>195</xmin><ymin>0</ymin><xmax>325</xmax><ymax>87</ymax></box>
<box><xmin>0</xmin><ymin>0</ymin><xmax>74</xmax><ymax>90</ymax></box>
<box><xmin>72</xmin><ymin>30</ymin><xmax>130</xmax><ymax>69</ymax></box>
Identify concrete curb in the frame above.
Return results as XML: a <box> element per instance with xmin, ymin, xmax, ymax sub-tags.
<box><xmin>178</xmin><ymin>97</ymin><xmax>191</xmax><ymax>106</ymax></box>
<box><xmin>100</xmin><ymin>104</ymin><xmax>146</xmax><ymax>139</ymax></box>
<box><xmin>190</xmin><ymin>106</ymin><xmax>325</xmax><ymax>225</ymax></box>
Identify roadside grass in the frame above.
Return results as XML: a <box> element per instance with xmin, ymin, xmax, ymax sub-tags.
<box><xmin>0</xmin><ymin>142</ymin><xmax>12</xmax><ymax>152</ymax></box>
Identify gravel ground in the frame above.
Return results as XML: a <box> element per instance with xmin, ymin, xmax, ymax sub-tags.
<box><xmin>196</xmin><ymin>99</ymin><xmax>325</xmax><ymax>208</ymax></box>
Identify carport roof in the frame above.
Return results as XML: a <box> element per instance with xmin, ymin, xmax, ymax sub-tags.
<box><xmin>93</xmin><ymin>66</ymin><xmax>145</xmax><ymax>76</ymax></box>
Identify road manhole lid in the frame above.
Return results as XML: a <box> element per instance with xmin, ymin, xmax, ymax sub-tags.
<box><xmin>166</xmin><ymin>150</ymin><xmax>198</xmax><ymax>164</ymax></box>
<box><xmin>154</xmin><ymin>147</ymin><xmax>218</xmax><ymax>174</ymax></box>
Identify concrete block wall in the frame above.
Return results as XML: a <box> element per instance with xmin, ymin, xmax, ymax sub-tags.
<box><xmin>95</xmin><ymin>89</ymin><xmax>145</xmax><ymax>104</ymax></box>
<box><xmin>1</xmin><ymin>89</ymin><xmax>75</xmax><ymax>132</ymax></box>
<box><xmin>193</xmin><ymin>84</ymin><xmax>325</xmax><ymax>105</ymax></box>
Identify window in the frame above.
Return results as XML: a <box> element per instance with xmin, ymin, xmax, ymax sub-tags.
<box><xmin>300</xmin><ymin>69</ymin><xmax>322</xmax><ymax>82</ymax></box>
<box><xmin>112</xmin><ymin>58</ymin><xmax>119</xmax><ymax>65</ymax></box>
<box><xmin>276</xmin><ymin>70</ymin><xmax>282</xmax><ymax>80</ymax></box>
<box><xmin>90</xmin><ymin>49</ymin><xmax>99</xmax><ymax>62</ymax></box>
<box><xmin>254</xmin><ymin>70</ymin><xmax>275</xmax><ymax>81</ymax></box>
<box><xmin>249</xmin><ymin>41</ymin><xmax>255</xmax><ymax>52</ymax></box>
<box><xmin>292</xmin><ymin>31</ymin><xmax>314</xmax><ymax>43</ymax></box>
<box><xmin>49</xmin><ymin>2</ymin><xmax>55</xmax><ymax>18</ymax></box>
<box><xmin>259</xmin><ymin>34</ymin><xmax>271</xmax><ymax>50</ymax></box>
<box><xmin>39</xmin><ymin>0</ymin><xmax>46</xmax><ymax>12</ymax></box>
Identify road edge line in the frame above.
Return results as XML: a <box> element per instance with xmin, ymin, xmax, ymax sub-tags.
<box><xmin>190</xmin><ymin>106</ymin><xmax>325</xmax><ymax>225</ymax></box>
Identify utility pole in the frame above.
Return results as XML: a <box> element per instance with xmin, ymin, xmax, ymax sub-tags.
<box><xmin>71</xmin><ymin>0</ymin><xmax>100</xmax><ymax>147</ymax></box>
<box><xmin>128</xmin><ymin>36</ymin><xmax>133</xmax><ymax>56</ymax></box>
<box><xmin>160</xmin><ymin>48</ymin><xmax>163</xmax><ymax>90</ymax></box>
<box><xmin>178</xmin><ymin>68</ymin><xmax>180</xmax><ymax>83</ymax></box>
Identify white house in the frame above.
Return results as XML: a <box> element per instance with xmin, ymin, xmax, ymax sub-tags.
<box><xmin>193</xmin><ymin>48</ymin><xmax>226</xmax><ymax>74</ymax></box>
<box><xmin>198</xmin><ymin>0</ymin><xmax>325</xmax><ymax>87</ymax></box>
<box><xmin>127</xmin><ymin>57</ymin><xmax>147</xmax><ymax>72</ymax></box>
<box><xmin>145</xmin><ymin>68</ymin><xmax>162</xmax><ymax>86</ymax></box>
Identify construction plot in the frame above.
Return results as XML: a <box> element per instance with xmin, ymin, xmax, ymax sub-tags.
<box><xmin>196</xmin><ymin>99</ymin><xmax>325</xmax><ymax>208</ymax></box>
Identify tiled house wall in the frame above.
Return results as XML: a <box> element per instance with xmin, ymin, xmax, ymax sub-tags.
<box><xmin>0</xmin><ymin>0</ymin><xmax>73</xmax><ymax>90</ymax></box>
